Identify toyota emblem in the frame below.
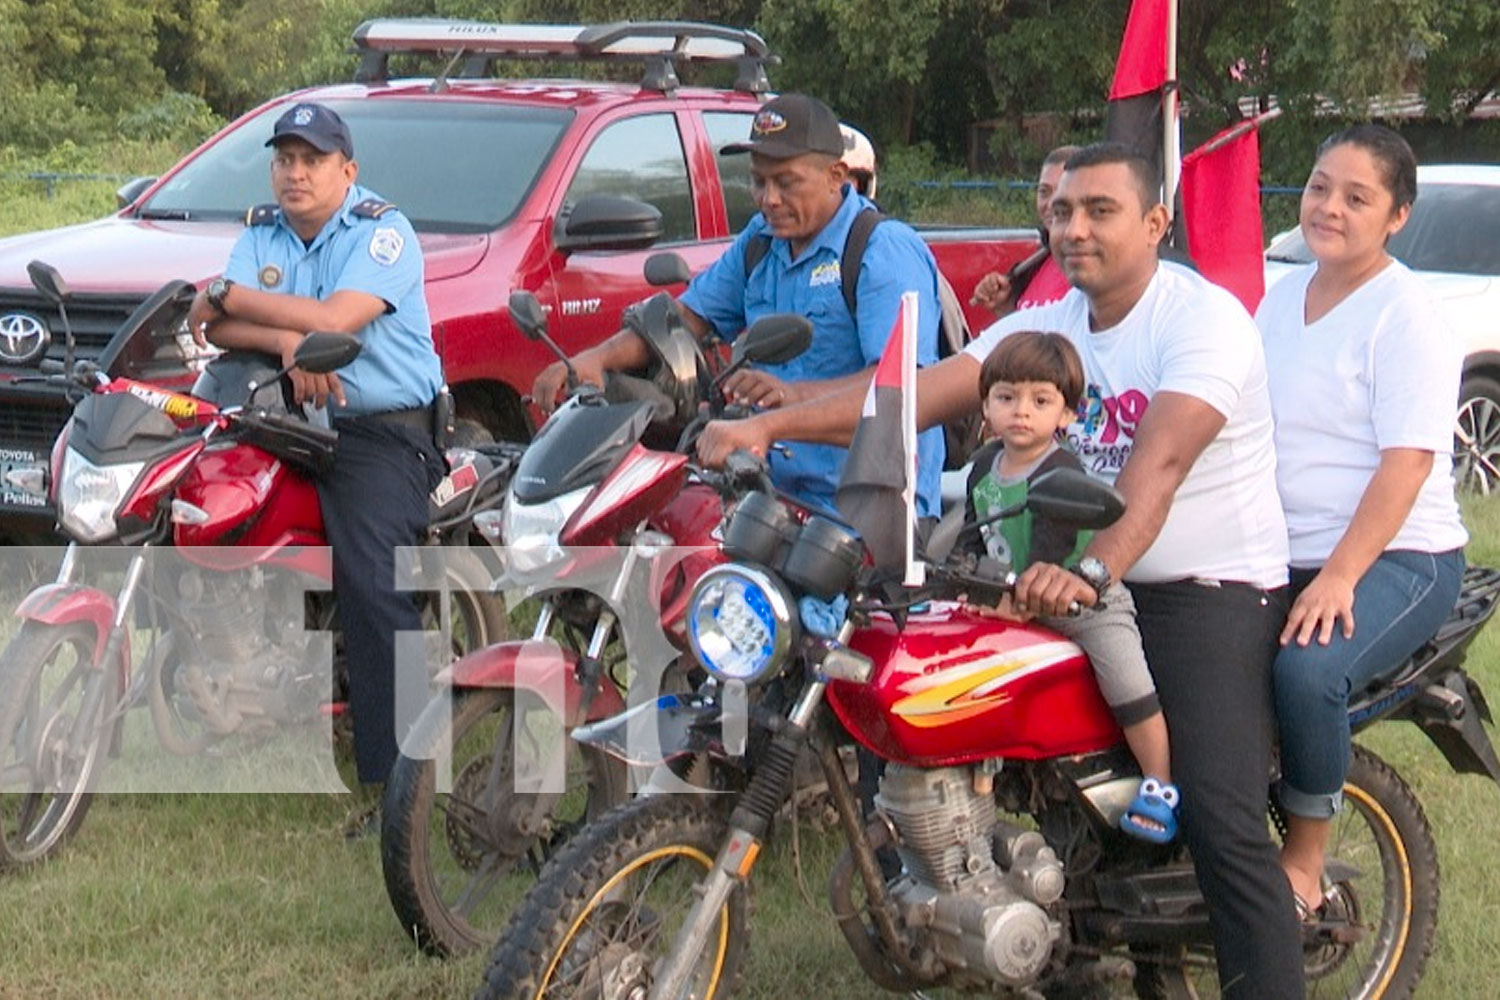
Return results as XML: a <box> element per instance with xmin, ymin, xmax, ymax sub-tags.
<box><xmin>0</xmin><ymin>311</ymin><xmax>51</xmax><ymax>366</ymax></box>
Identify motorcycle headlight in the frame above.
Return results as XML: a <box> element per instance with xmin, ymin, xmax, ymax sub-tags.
<box><xmin>57</xmin><ymin>448</ymin><xmax>144</xmax><ymax>543</ymax></box>
<box><xmin>687</xmin><ymin>564</ymin><xmax>798</xmax><ymax>685</ymax></box>
<box><xmin>500</xmin><ymin>485</ymin><xmax>590</xmax><ymax>574</ymax></box>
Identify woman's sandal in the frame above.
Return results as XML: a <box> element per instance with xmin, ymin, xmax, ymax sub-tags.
<box><xmin>1120</xmin><ymin>777</ymin><xmax>1180</xmax><ymax>844</ymax></box>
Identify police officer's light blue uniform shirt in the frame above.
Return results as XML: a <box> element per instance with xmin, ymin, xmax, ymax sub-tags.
<box><xmin>680</xmin><ymin>185</ymin><xmax>944</xmax><ymax>517</ymax></box>
<box><xmin>224</xmin><ymin>183</ymin><xmax>442</xmax><ymax>416</ymax></box>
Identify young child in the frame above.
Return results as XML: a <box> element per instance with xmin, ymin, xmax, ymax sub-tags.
<box><xmin>961</xmin><ymin>331</ymin><xmax>1178</xmax><ymax>842</ymax></box>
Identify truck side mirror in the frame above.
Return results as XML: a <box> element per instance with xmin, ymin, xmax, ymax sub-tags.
<box><xmin>554</xmin><ymin>194</ymin><xmax>664</xmax><ymax>252</ymax></box>
<box><xmin>116</xmin><ymin>176</ymin><xmax>157</xmax><ymax>209</ymax></box>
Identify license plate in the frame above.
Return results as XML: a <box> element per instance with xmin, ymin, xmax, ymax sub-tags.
<box><xmin>0</xmin><ymin>445</ymin><xmax>50</xmax><ymax>510</ymax></box>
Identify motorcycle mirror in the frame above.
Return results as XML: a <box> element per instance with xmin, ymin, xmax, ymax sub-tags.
<box><xmin>734</xmin><ymin>314</ymin><xmax>813</xmax><ymax>367</ymax></box>
<box><xmin>293</xmin><ymin>332</ymin><xmax>363</xmax><ymax>374</ymax></box>
<box><xmin>644</xmin><ymin>252</ymin><xmax>691</xmax><ymax>287</ymax></box>
<box><xmin>508</xmin><ymin>290</ymin><xmax>578</xmax><ymax>391</ymax></box>
<box><xmin>26</xmin><ymin>260</ymin><xmax>70</xmax><ymax>304</ymax></box>
<box><xmin>1024</xmin><ymin>467</ymin><xmax>1126</xmax><ymax>529</ymax></box>
<box><xmin>508</xmin><ymin>291</ymin><xmax>548</xmax><ymax>342</ymax></box>
<box><xmin>28</xmin><ymin>259</ymin><xmax>78</xmax><ymax>378</ymax></box>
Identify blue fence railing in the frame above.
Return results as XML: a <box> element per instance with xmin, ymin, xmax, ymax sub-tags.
<box><xmin>0</xmin><ymin>172</ymin><xmax>134</xmax><ymax>198</ymax></box>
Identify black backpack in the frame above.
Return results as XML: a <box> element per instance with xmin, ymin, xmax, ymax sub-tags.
<box><xmin>743</xmin><ymin>208</ymin><xmax>980</xmax><ymax>468</ymax></box>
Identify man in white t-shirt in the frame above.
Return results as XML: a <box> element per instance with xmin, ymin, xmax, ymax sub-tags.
<box><xmin>697</xmin><ymin>142</ymin><xmax>1305</xmax><ymax>997</ymax></box>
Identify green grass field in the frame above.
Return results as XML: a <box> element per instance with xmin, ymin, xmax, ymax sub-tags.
<box><xmin>3</xmin><ymin>159</ymin><xmax>1500</xmax><ymax>999</ymax></box>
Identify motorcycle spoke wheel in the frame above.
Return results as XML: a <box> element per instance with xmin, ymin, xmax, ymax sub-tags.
<box><xmin>381</xmin><ymin>688</ymin><xmax>626</xmax><ymax>957</ymax></box>
<box><xmin>0</xmin><ymin>623</ymin><xmax>119</xmax><ymax>869</ymax></box>
<box><xmin>416</xmin><ymin>546</ymin><xmax>510</xmax><ymax>661</ymax></box>
<box><xmin>479</xmin><ymin>795</ymin><xmax>749</xmax><ymax>1000</ymax></box>
<box><xmin>1137</xmin><ymin>745</ymin><xmax>1437</xmax><ymax>1000</ymax></box>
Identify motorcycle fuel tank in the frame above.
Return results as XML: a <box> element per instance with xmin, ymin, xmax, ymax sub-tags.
<box><xmin>173</xmin><ymin>441</ymin><xmax>324</xmax><ymax>554</ymax></box>
<box><xmin>831</xmin><ymin>602</ymin><xmax>1122</xmax><ymax>766</ymax></box>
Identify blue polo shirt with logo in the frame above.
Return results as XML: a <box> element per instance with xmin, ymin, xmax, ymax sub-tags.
<box><xmin>680</xmin><ymin>185</ymin><xmax>944</xmax><ymax>516</ymax></box>
<box><xmin>224</xmin><ymin>183</ymin><xmax>442</xmax><ymax>416</ymax></box>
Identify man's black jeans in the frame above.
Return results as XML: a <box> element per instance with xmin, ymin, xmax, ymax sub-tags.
<box><xmin>1129</xmin><ymin>578</ymin><xmax>1306</xmax><ymax>1000</ymax></box>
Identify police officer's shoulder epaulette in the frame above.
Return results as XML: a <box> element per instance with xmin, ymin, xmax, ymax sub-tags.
<box><xmin>351</xmin><ymin>198</ymin><xmax>397</xmax><ymax>219</ymax></box>
<box><xmin>245</xmin><ymin>203</ymin><xmax>278</xmax><ymax>227</ymax></box>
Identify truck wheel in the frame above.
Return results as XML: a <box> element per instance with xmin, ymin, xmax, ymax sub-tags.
<box><xmin>1455</xmin><ymin>373</ymin><xmax>1500</xmax><ymax>494</ymax></box>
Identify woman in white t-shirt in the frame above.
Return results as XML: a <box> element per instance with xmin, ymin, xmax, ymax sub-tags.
<box><xmin>1255</xmin><ymin>124</ymin><xmax>1467</xmax><ymax>923</ymax></box>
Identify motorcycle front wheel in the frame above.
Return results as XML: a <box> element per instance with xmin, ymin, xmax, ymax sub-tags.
<box><xmin>0</xmin><ymin>622</ymin><xmax>120</xmax><ymax>869</ymax></box>
<box><xmin>477</xmin><ymin>794</ymin><xmax>748</xmax><ymax>1000</ymax></box>
<box><xmin>1137</xmin><ymin>744</ymin><xmax>1438</xmax><ymax>1000</ymax></box>
<box><xmin>381</xmin><ymin>687</ymin><xmax>627</xmax><ymax>957</ymax></box>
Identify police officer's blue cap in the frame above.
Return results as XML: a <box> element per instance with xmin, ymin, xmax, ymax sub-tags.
<box><xmin>266</xmin><ymin>103</ymin><xmax>354</xmax><ymax>159</ymax></box>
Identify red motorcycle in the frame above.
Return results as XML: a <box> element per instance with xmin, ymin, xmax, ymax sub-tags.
<box><xmin>377</xmin><ymin>269</ymin><xmax>813</xmax><ymax>957</ymax></box>
<box><xmin>479</xmin><ymin>464</ymin><xmax>1500</xmax><ymax>1000</ymax></box>
<box><xmin>0</xmin><ymin>262</ymin><xmax>512</xmax><ymax>869</ymax></box>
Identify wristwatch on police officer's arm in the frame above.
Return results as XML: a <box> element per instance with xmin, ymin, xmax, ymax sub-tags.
<box><xmin>205</xmin><ymin>277</ymin><xmax>234</xmax><ymax>314</ymax></box>
<box><xmin>1072</xmin><ymin>556</ymin><xmax>1111</xmax><ymax>598</ymax></box>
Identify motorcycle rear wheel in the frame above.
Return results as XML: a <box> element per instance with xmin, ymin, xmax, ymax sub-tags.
<box><xmin>477</xmin><ymin>794</ymin><xmax>748</xmax><ymax>1000</ymax></box>
<box><xmin>1136</xmin><ymin>745</ymin><xmax>1438</xmax><ymax>1000</ymax></box>
<box><xmin>0</xmin><ymin>622</ymin><xmax>120</xmax><ymax>869</ymax></box>
<box><xmin>381</xmin><ymin>687</ymin><xmax>627</xmax><ymax>957</ymax></box>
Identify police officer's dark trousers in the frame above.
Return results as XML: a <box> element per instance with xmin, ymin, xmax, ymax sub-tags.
<box><xmin>318</xmin><ymin>417</ymin><xmax>444</xmax><ymax>785</ymax></box>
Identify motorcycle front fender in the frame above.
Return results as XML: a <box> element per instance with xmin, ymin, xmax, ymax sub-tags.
<box><xmin>572</xmin><ymin>693</ymin><xmax>724</xmax><ymax>767</ymax></box>
<box><xmin>16</xmin><ymin>583</ymin><xmax>121</xmax><ymax>669</ymax></box>
<box><xmin>434</xmin><ymin>639</ymin><xmax>626</xmax><ymax>725</ymax></box>
<box><xmin>1410</xmin><ymin>670</ymin><xmax>1500</xmax><ymax>785</ymax></box>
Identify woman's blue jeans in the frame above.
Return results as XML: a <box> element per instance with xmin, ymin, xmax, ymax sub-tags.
<box><xmin>1275</xmin><ymin>548</ymin><xmax>1465</xmax><ymax>819</ymax></box>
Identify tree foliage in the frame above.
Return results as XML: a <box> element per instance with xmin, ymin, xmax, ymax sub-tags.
<box><xmin>2</xmin><ymin>0</ymin><xmax>1498</xmax><ymax>179</ymax></box>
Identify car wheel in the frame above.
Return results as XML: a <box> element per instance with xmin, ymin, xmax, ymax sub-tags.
<box><xmin>1455</xmin><ymin>373</ymin><xmax>1500</xmax><ymax>494</ymax></box>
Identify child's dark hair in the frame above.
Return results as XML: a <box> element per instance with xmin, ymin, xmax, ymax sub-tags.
<box><xmin>978</xmin><ymin>331</ymin><xmax>1085</xmax><ymax>410</ymax></box>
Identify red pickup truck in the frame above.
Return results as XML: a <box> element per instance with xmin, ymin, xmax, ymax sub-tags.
<box><xmin>0</xmin><ymin>18</ymin><xmax>1037</xmax><ymax>537</ymax></box>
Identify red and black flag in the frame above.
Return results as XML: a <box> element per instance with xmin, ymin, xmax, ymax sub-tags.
<box><xmin>1104</xmin><ymin>0</ymin><xmax>1274</xmax><ymax>312</ymax></box>
<box><xmin>836</xmin><ymin>291</ymin><xmax>923</xmax><ymax>586</ymax></box>
<box><xmin>1104</xmin><ymin>0</ymin><xmax>1173</xmax><ymax>200</ymax></box>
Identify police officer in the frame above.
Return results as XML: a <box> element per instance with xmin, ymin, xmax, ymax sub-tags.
<box><xmin>532</xmin><ymin>92</ymin><xmax>945</xmax><ymax>517</ymax></box>
<box><xmin>187</xmin><ymin>102</ymin><xmax>445</xmax><ymax>797</ymax></box>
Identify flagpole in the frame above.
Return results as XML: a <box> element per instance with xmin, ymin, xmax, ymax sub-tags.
<box><xmin>1162</xmin><ymin>0</ymin><xmax>1180</xmax><ymax>213</ymax></box>
<box><xmin>1192</xmin><ymin>107</ymin><xmax>1284</xmax><ymax>156</ymax></box>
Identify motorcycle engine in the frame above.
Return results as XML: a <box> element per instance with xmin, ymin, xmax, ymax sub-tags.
<box><xmin>169</xmin><ymin>566</ymin><xmax>322</xmax><ymax>736</ymax></box>
<box><xmin>875</xmin><ymin>764</ymin><xmax>1066</xmax><ymax>989</ymax></box>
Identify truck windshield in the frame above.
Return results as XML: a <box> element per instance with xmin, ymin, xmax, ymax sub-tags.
<box><xmin>138</xmin><ymin>99</ymin><xmax>573</xmax><ymax>234</ymax></box>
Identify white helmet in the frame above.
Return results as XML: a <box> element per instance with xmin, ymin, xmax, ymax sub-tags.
<box><xmin>839</xmin><ymin>124</ymin><xmax>878</xmax><ymax>200</ymax></box>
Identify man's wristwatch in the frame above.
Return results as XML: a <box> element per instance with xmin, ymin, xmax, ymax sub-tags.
<box><xmin>1073</xmin><ymin>556</ymin><xmax>1111</xmax><ymax>597</ymax></box>
<box><xmin>205</xmin><ymin>277</ymin><xmax>234</xmax><ymax>314</ymax></box>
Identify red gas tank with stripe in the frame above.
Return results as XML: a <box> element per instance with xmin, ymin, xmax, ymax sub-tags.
<box><xmin>828</xmin><ymin>602</ymin><xmax>1123</xmax><ymax>766</ymax></box>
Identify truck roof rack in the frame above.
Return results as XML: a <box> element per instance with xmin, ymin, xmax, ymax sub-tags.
<box><xmin>350</xmin><ymin>19</ymin><xmax>776</xmax><ymax>95</ymax></box>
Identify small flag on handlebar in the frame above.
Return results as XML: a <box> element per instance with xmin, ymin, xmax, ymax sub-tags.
<box><xmin>836</xmin><ymin>290</ymin><xmax>924</xmax><ymax>587</ymax></box>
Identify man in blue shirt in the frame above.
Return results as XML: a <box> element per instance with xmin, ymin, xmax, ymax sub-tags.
<box><xmin>532</xmin><ymin>93</ymin><xmax>944</xmax><ymax>516</ymax></box>
<box><xmin>186</xmin><ymin>102</ymin><xmax>445</xmax><ymax>795</ymax></box>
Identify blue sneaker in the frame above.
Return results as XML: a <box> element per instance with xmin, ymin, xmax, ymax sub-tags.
<box><xmin>1120</xmin><ymin>777</ymin><xmax>1179</xmax><ymax>844</ymax></box>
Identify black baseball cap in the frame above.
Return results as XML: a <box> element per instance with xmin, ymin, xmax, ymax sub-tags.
<box><xmin>266</xmin><ymin>103</ymin><xmax>355</xmax><ymax>159</ymax></box>
<box><xmin>721</xmin><ymin>93</ymin><xmax>844</xmax><ymax>160</ymax></box>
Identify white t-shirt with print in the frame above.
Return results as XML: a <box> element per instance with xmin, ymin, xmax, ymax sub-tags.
<box><xmin>1255</xmin><ymin>260</ymin><xmax>1467</xmax><ymax>566</ymax></box>
<box><xmin>965</xmin><ymin>262</ymin><xmax>1289</xmax><ymax>587</ymax></box>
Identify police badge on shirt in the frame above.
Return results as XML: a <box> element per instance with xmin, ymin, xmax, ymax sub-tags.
<box><xmin>369</xmin><ymin>227</ymin><xmax>404</xmax><ymax>266</ymax></box>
